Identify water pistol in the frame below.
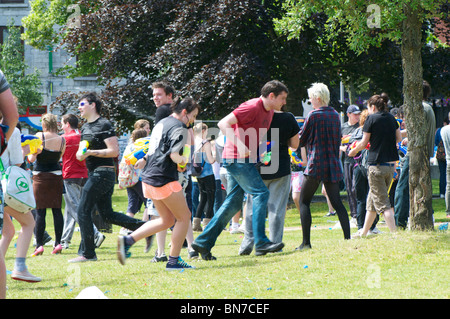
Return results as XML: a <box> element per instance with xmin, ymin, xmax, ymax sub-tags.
<box><xmin>349</xmin><ymin>141</ymin><xmax>370</xmax><ymax>151</ymax></box>
<box><xmin>289</xmin><ymin>148</ymin><xmax>305</xmax><ymax>167</ymax></box>
<box><xmin>398</xmin><ymin>142</ymin><xmax>407</xmax><ymax>157</ymax></box>
<box><xmin>178</xmin><ymin>144</ymin><xmax>191</xmax><ymax>169</ymax></box>
<box><xmin>341</xmin><ymin>135</ymin><xmax>351</xmax><ymax>146</ymax></box>
<box><xmin>21</xmin><ymin>134</ymin><xmax>43</xmax><ymax>155</ymax></box>
<box><xmin>80</xmin><ymin>140</ymin><xmax>89</xmax><ymax>154</ymax></box>
<box><xmin>260</xmin><ymin>141</ymin><xmax>272</xmax><ymax>165</ymax></box>
<box><xmin>124</xmin><ymin>137</ymin><xmax>150</xmax><ymax>165</ymax></box>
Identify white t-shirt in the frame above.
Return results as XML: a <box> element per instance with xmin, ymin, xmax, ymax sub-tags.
<box><xmin>1</xmin><ymin>127</ymin><xmax>23</xmax><ymax>170</ymax></box>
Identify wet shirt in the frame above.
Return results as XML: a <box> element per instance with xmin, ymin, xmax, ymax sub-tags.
<box><xmin>80</xmin><ymin>117</ymin><xmax>116</xmax><ymax>172</ymax></box>
<box><xmin>140</xmin><ymin>116</ymin><xmax>188</xmax><ymax>187</ymax></box>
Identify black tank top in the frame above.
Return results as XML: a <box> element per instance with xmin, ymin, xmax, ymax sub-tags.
<box><xmin>35</xmin><ymin>134</ymin><xmax>65</xmax><ymax>172</ymax></box>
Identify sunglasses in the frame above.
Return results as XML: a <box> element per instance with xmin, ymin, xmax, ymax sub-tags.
<box><xmin>79</xmin><ymin>101</ymin><xmax>90</xmax><ymax>106</ymax></box>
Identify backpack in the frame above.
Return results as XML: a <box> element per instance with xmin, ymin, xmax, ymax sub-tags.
<box><xmin>1</xmin><ymin>164</ymin><xmax>35</xmax><ymax>213</ymax></box>
<box><xmin>436</xmin><ymin>140</ymin><xmax>446</xmax><ymax>161</ymax></box>
<box><xmin>117</xmin><ymin>159</ymin><xmax>139</xmax><ymax>189</ymax></box>
<box><xmin>354</xmin><ymin>148</ymin><xmax>369</xmax><ymax>178</ymax></box>
<box><xmin>191</xmin><ymin>140</ymin><xmax>208</xmax><ymax>177</ymax></box>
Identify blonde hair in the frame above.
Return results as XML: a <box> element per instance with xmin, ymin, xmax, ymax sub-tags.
<box><xmin>359</xmin><ymin>109</ymin><xmax>369</xmax><ymax>127</ymax></box>
<box><xmin>307</xmin><ymin>83</ymin><xmax>330</xmax><ymax>105</ymax></box>
<box><xmin>41</xmin><ymin>113</ymin><xmax>58</xmax><ymax>132</ymax></box>
<box><xmin>193</xmin><ymin>122</ymin><xmax>208</xmax><ymax>136</ymax></box>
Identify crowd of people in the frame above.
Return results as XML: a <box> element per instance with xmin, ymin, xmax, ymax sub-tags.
<box><xmin>0</xmin><ymin>65</ymin><xmax>443</xmax><ymax>297</ymax></box>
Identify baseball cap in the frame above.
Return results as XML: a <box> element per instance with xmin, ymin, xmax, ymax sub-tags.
<box><xmin>347</xmin><ymin>105</ymin><xmax>361</xmax><ymax>114</ymax></box>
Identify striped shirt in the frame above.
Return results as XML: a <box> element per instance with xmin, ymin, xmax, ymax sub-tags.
<box><xmin>299</xmin><ymin>106</ymin><xmax>343</xmax><ymax>183</ymax></box>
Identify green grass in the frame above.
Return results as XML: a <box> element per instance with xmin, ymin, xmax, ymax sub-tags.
<box><xmin>3</xmin><ymin>184</ymin><xmax>450</xmax><ymax>299</ymax></box>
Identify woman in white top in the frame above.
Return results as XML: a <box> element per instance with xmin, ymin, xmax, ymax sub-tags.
<box><xmin>0</xmin><ymin>125</ymin><xmax>41</xmax><ymax>282</ymax></box>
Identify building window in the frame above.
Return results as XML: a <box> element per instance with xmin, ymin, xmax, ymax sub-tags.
<box><xmin>0</xmin><ymin>1</ymin><xmax>26</xmax><ymax>4</ymax></box>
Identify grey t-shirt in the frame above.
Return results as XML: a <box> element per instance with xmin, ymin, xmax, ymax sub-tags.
<box><xmin>0</xmin><ymin>70</ymin><xmax>10</xmax><ymax>94</ymax></box>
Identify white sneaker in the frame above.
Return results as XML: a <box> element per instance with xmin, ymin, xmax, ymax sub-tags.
<box><xmin>352</xmin><ymin>229</ymin><xmax>363</xmax><ymax>239</ymax></box>
<box><xmin>94</xmin><ymin>233</ymin><xmax>106</xmax><ymax>248</ymax></box>
<box><xmin>370</xmin><ymin>227</ymin><xmax>382</xmax><ymax>234</ymax></box>
<box><xmin>11</xmin><ymin>269</ymin><xmax>42</xmax><ymax>283</ymax></box>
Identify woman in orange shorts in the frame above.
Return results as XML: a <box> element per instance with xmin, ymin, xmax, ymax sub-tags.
<box><xmin>117</xmin><ymin>97</ymin><xmax>200</xmax><ymax>271</ymax></box>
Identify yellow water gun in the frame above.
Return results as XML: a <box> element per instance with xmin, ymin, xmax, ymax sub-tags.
<box><xmin>289</xmin><ymin>148</ymin><xmax>305</xmax><ymax>167</ymax></box>
<box><xmin>124</xmin><ymin>137</ymin><xmax>150</xmax><ymax>165</ymax></box>
<box><xmin>21</xmin><ymin>134</ymin><xmax>43</xmax><ymax>155</ymax></box>
<box><xmin>178</xmin><ymin>144</ymin><xmax>191</xmax><ymax>169</ymax></box>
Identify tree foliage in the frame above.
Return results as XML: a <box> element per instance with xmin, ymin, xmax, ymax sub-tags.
<box><xmin>1</xmin><ymin>20</ymin><xmax>42</xmax><ymax>112</ymax></box>
<box><xmin>276</xmin><ymin>0</ymin><xmax>450</xmax><ymax>231</ymax></box>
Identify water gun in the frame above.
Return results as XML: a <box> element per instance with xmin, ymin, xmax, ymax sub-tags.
<box><xmin>178</xmin><ymin>144</ymin><xmax>191</xmax><ymax>169</ymax></box>
<box><xmin>341</xmin><ymin>135</ymin><xmax>351</xmax><ymax>146</ymax></box>
<box><xmin>260</xmin><ymin>141</ymin><xmax>272</xmax><ymax>165</ymax></box>
<box><xmin>79</xmin><ymin>140</ymin><xmax>89</xmax><ymax>155</ymax></box>
<box><xmin>398</xmin><ymin>142</ymin><xmax>407</xmax><ymax>157</ymax></box>
<box><xmin>124</xmin><ymin>137</ymin><xmax>150</xmax><ymax>165</ymax></box>
<box><xmin>349</xmin><ymin>140</ymin><xmax>370</xmax><ymax>151</ymax></box>
<box><xmin>289</xmin><ymin>148</ymin><xmax>305</xmax><ymax>167</ymax></box>
<box><xmin>21</xmin><ymin>134</ymin><xmax>43</xmax><ymax>155</ymax></box>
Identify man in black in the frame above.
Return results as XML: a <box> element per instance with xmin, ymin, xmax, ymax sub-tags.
<box><xmin>69</xmin><ymin>92</ymin><xmax>146</xmax><ymax>263</ymax></box>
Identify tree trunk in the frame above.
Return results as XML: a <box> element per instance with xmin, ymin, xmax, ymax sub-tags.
<box><xmin>401</xmin><ymin>3</ymin><xmax>434</xmax><ymax>231</ymax></box>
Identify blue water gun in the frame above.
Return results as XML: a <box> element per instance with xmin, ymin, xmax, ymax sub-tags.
<box><xmin>289</xmin><ymin>148</ymin><xmax>305</xmax><ymax>167</ymax></box>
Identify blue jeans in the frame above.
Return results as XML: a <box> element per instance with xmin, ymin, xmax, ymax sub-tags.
<box><xmin>394</xmin><ymin>154</ymin><xmax>409</xmax><ymax>228</ymax></box>
<box><xmin>77</xmin><ymin>167</ymin><xmax>146</xmax><ymax>258</ymax></box>
<box><xmin>193</xmin><ymin>162</ymin><xmax>270</xmax><ymax>251</ymax></box>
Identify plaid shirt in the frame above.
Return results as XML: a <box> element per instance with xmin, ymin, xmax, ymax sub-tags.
<box><xmin>299</xmin><ymin>106</ymin><xmax>343</xmax><ymax>182</ymax></box>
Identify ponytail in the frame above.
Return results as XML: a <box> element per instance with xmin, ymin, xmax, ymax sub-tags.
<box><xmin>368</xmin><ymin>93</ymin><xmax>389</xmax><ymax>112</ymax></box>
<box><xmin>170</xmin><ymin>97</ymin><xmax>201</xmax><ymax>115</ymax></box>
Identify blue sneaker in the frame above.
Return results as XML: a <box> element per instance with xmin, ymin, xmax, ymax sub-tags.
<box><xmin>165</xmin><ymin>257</ymin><xmax>196</xmax><ymax>271</ymax></box>
<box><xmin>117</xmin><ymin>236</ymin><xmax>132</xmax><ymax>265</ymax></box>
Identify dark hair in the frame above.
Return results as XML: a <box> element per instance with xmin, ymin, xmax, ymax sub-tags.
<box><xmin>152</xmin><ymin>81</ymin><xmax>175</xmax><ymax>98</ymax></box>
<box><xmin>170</xmin><ymin>97</ymin><xmax>201</xmax><ymax>115</ymax></box>
<box><xmin>423</xmin><ymin>80</ymin><xmax>431</xmax><ymax>100</ymax></box>
<box><xmin>80</xmin><ymin>92</ymin><xmax>103</xmax><ymax>114</ymax></box>
<box><xmin>261</xmin><ymin>80</ymin><xmax>289</xmax><ymax>98</ymax></box>
<box><xmin>368</xmin><ymin>93</ymin><xmax>389</xmax><ymax>112</ymax></box>
<box><xmin>62</xmin><ymin>113</ymin><xmax>79</xmax><ymax>129</ymax></box>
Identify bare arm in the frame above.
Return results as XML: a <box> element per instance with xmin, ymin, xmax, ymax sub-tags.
<box><xmin>77</xmin><ymin>136</ymin><xmax>119</xmax><ymax>161</ymax></box>
<box><xmin>348</xmin><ymin>132</ymin><xmax>371</xmax><ymax>157</ymax></box>
<box><xmin>288</xmin><ymin>133</ymin><xmax>300</xmax><ymax>150</ymax></box>
<box><xmin>0</xmin><ymin>88</ymin><xmax>19</xmax><ymax>141</ymax></box>
<box><xmin>218</xmin><ymin>112</ymin><xmax>249</xmax><ymax>157</ymax></box>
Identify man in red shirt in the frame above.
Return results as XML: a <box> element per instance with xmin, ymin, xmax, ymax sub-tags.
<box><xmin>60</xmin><ymin>114</ymin><xmax>104</xmax><ymax>249</ymax></box>
<box><xmin>192</xmin><ymin>80</ymin><xmax>288</xmax><ymax>259</ymax></box>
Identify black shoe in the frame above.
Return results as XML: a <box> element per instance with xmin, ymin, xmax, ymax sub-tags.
<box><xmin>144</xmin><ymin>235</ymin><xmax>155</xmax><ymax>253</ymax></box>
<box><xmin>151</xmin><ymin>252</ymin><xmax>168</xmax><ymax>263</ymax></box>
<box><xmin>192</xmin><ymin>242</ymin><xmax>217</xmax><ymax>260</ymax></box>
<box><xmin>295</xmin><ymin>243</ymin><xmax>312</xmax><ymax>251</ymax></box>
<box><xmin>201</xmin><ymin>252</ymin><xmax>217</xmax><ymax>261</ymax></box>
<box><xmin>255</xmin><ymin>242</ymin><xmax>284</xmax><ymax>256</ymax></box>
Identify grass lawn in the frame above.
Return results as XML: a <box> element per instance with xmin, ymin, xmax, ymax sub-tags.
<box><xmin>3</xmin><ymin>183</ymin><xmax>449</xmax><ymax>300</ymax></box>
